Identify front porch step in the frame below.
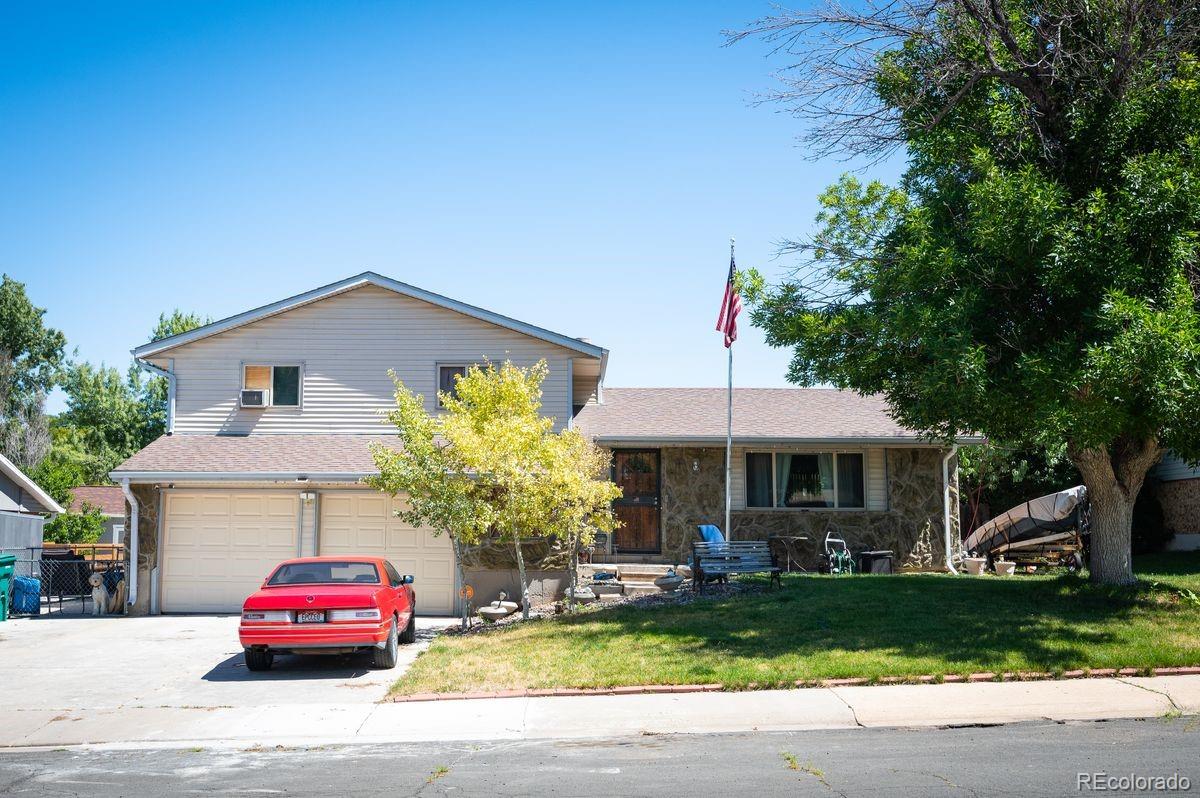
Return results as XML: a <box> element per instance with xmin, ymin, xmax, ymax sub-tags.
<box><xmin>619</xmin><ymin>579</ymin><xmax>689</xmax><ymax>595</ymax></box>
<box><xmin>616</xmin><ymin>566</ymin><xmax>691</xmax><ymax>582</ymax></box>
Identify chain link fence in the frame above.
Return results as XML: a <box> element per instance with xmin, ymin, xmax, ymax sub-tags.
<box><xmin>8</xmin><ymin>547</ymin><xmax>127</xmax><ymax>616</ymax></box>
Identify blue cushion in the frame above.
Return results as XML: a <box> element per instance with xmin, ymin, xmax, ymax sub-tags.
<box><xmin>696</xmin><ymin>524</ymin><xmax>725</xmax><ymax>544</ymax></box>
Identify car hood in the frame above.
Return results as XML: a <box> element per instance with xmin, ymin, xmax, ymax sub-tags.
<box><xmin>243</xmin><ymin>584</ymin><xmax>383</xmax><ymax>611</ymax></box>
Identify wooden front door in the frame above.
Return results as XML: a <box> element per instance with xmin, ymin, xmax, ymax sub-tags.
<box><xmin>611</xmin><ymin>449</ymin><xmax>661</xmax><ymax>554</ymax></box>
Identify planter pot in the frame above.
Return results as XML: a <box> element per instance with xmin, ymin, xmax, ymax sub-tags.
<box><xmin>964</xmin><ymin>557</ymin><xmax>987</xmax><ymax>576</ymax></box>
<box><xmin>653</xmin><ymin>575</ymin><xmax>685</xmax><ymax>592</ymax></box>
<box><xmin>494</xmin><ymin>601</ymin><xmax>519</xmax><ymax>613</ymax></box>
<box><xmin>994</xmin><ymin>560</ymin><xmax>1016</xmax><ymax>576</ymax></box>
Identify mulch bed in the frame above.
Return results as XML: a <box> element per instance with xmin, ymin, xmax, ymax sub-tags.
<box><xmin>445</xmin><ymin>579</ymin><xmax>763</xmax><ymax>636</ymax></box>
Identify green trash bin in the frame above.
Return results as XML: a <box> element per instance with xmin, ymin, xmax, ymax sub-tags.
<box><xmin>0</xmin><ymin>553</ymin><xmax>16</xmax><ymax>622</ymax></box>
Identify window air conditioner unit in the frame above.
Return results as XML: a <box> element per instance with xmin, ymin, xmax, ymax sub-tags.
<box><xmin>240</xmin><ymin>389</ymin><xmax>269</xmax><ymax>408</ymax></box>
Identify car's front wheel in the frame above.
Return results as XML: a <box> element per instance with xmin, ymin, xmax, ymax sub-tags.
<box><xmin>372</xmin><ymin>619</ymin><xmax>399</xmax><ymax>669</ymax></box>
<box><xmin>244</xmin><ymin>647</ymin><xmax>274</xmax><ymax>672</ymax></box>
<box><xmin>399</xmin><ymin>610</ymin><xmax>416</xmax><ymax>644</ymax></box>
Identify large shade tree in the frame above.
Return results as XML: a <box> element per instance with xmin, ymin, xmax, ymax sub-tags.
<box><xmin>732</xmin><ymin>0</ymin><xmax>1200</xmax><ymax>583</ymax></box>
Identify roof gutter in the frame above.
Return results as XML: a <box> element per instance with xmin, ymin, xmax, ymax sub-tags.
<box><xmin>943</xmin><ymin>444</ymin><xmax>959</xmax><ymax>574</ymax></box>
<box><xmin>134</xmin><ymin>358</ymin><xmax>176</xmax><ymax>434</ymax></box>
<box><xmin>109</xmin><ymin>471</ymin><xmax>375</xmax><ymax>484</ymax></box>
<box><xmin>593</xmin><ymin>435</ymin><xmax>985</xmax><ymax>447</ymax></box>
<box><xmin>120</xmin><ymin>478</ymin><xmax>139</xmax><ymax>608</ymax></box>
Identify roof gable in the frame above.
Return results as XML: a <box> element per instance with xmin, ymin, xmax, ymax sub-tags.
<box><xmin>0</xmin><ymin>452</ymin><xmax>64</xmax><ymax>514</ymax></box>
<box><xmin>133</xmin><ymin>272</ymin><xmax>606</xmax><ymax>362</ymax></box>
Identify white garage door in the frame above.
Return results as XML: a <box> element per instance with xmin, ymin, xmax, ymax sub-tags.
<box><xmin>319</xmin><ymin>492</ymin><xmax>456</xmax><ymax>615</ymax></box>
<box><xmin>161</xmin><ymin>491</ymin><xmax>299</xmax><ymax>613</ymax></box>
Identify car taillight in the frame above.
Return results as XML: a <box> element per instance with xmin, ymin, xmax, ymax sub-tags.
<box><xmin>328</xmin><ymin>608</ymin><xmax>381</xmax><ymax>621</ymax></box>
<box><xmin>241</xmin><ymin>610</ymin><xmax>291</xmax><ymax>622</ymax></box>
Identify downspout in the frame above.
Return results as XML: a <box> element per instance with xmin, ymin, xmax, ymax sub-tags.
<box><xmin>120</xmin><ymin>478</ymin><xmax>139</xmax><ymax>608</ymax></box>
<box><xmin>135</xmin><ymin>358</ymin><xmax>176</xmax><ymax>434</ymax></box>
<box><xmin>943</xmin><ymin>444</ymin><xmax>959</xmax><ymax>574</ymax></box>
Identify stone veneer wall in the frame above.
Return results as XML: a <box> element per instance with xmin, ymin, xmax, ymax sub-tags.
<box><xmin>1156</xmin><ymin>477</ymin><xmax>1200</xmax><ymax>534</ymax></box>
<box><xmin>123</xmin><ymin>484</ymin><xmax>160</xmax><ymax>616</ymax></box>
<box><xmin>656</xmin><ymin>447</ymin><xmax>957</xmax><ymax>570</ymax></box>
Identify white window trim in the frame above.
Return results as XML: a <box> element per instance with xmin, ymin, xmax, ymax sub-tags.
<box><xmin>746</xmin><ymin>450</ymin><xmax>867</xmax><ymax>511</ymax></box>
<box><xmin>241</xmin><ymin>362</ymin><xmax>304</xmax><ymax>408</ymax></box>
<box><xmin>435</xmin><ymin>363</ymin><xmax>469</xmax><ymax>409</ymax></box>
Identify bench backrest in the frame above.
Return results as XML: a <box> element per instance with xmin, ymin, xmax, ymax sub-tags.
<box><xmin>692</xmin><ymin>540</ymin><xmax>777</xmax><ymax>572</ymax></box>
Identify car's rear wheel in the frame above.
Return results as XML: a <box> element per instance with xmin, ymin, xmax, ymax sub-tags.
<box><xmin>372</xmin><ymin>619</ymin><xmax>399</xmax><ymax>669</ymax></box>
<box><xmin>244</xmin><ymin>647</ymin><xmax>274</xmax><ymax>672</ymax></box>
<box><xmin>399</xmin><ymin>610</ymin><xmax>416</xmax><ymax>644</ymax></box>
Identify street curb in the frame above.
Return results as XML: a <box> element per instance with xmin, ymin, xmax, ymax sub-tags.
<box><xmin>388</xmin><ymin>665</ymin><xmax>1200</xmax><ymax>702</ymax></box>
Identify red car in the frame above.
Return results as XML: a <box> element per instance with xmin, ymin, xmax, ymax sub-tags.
<box><xmin>239</xmin><ymin>556</ymin><xmax>416</xmax><ymax>672</ymax></box>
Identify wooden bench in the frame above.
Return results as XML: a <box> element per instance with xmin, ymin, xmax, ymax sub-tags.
<box><xmin>691</xmin><ymin>540</ymin><xmax>782</xmax><ymax>592</ymax></box>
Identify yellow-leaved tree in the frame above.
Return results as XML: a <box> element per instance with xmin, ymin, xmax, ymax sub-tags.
<box><xmin>369</xmin><ymin>359</ymin><xmax>620</xmax><ymax>624</ymax></box>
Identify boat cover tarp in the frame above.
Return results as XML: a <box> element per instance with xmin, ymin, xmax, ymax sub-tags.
<box><xmin>964</xmin><ymin>485</ymin><xmax>1088</xmax><ymax>556</ymax></box>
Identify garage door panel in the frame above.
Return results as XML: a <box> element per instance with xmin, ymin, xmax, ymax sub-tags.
<box><xmin>319</xmin><ymin>492</ymin><xmax>456</xmax><ymax>616</ymax></box>
<box><xmin>423</xmin><ymin>557</ymin><xmax>454</xmax><ymax>581</ymax></box>
<box><xmin>198</xmin><ymin>495</ymin><xmax>231</xmax><ymax>516</ymax></box>
<box><xmin>162</xmin><ymin>491</ymin><xmax>299</xmax><ymax>613</ymax></box>
<box><xmin>387</xmin><ymin>528</ymin><xmax>419</xmax><ymax>549</ymax></box>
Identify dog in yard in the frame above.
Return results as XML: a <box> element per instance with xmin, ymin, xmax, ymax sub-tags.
<box><xmin>88</xmin><ymin>572</ymin><xmax>109</xmax><ymax>616</ymax></box>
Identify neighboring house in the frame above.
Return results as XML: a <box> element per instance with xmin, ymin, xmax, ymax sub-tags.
<box><xmin>67</xmin><ymin>486</ymin><xmax>127</xmax><ymax>545</ymax></box>
<box><xmin>1153</xmin><ymin>452</ymin><xmax>1200</xmax><ymax>550</ymax></box>
<box><xmin>111</xmin><ymin>271</ymin><xmax>970</xmax><ymax>617</ymax></box>
<box><xmin>573</xmin><ymin>389</ymin><xmax>975</xmax><ymax>568</ymax></box>
<box><xmin>0</xmin><ymin>452</ymin><xmax>64</xmax><ymax>560</ymax></box>
<box><xmin>111</xmin><ymin>272</ymin><xmax>607</xmax><ymax>615</ymax></box>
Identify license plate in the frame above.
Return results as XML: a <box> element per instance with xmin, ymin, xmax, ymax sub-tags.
<box><xmin>296</xmin><ymin>610</ymin><xmax>325</xmax><ymax>624</ymax></box>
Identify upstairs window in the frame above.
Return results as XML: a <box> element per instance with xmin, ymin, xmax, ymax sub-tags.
<box><xmin>745</xmin><ymin>451</ymin><xmax>865</xmax><ymax>509</ymax></box>
<box><xmin>437</xmin><ymin>364</ymin><xmax>468</xmax><ymax>408</ymax></box>
<box><xmin>243</xmin><ymin>364</ymin><xmax>301</xmax><ymax>407</ymax></box>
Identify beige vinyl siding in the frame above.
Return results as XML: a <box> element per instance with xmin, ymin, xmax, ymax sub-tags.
<box><xmin>1158</xmin><ymin>451</ymin><xmax>1200</xmax><ymax>482</ymax></box>
<box><xmin>731</xmin><ymin>446</ymin><xmax>888</xmax><ymax>511</ymax></box>
<box><xmin>152</xmin><ymin>285</ymin><xmax>576</xmax><ymax>435</ymax></box>
<box><xmin>866</xmin><ymin>448</ymin><xmax>887</xmax><ymax>510</ymax></box>
<box><xmin>572</xmin><ymin>368</ymin><xmax>599</xmax><ymax>407</ymax></box>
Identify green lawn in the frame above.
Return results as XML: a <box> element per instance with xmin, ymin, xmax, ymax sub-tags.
<box><xmin>392</xmin><ymin>553</ymin><xmax>1200</xmax><ymax>696</ymax></box>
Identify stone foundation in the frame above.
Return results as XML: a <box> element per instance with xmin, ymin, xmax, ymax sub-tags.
<box><xmin>645</xmin><ymin>446</ymin><xmax>956</xmax><ymax>570</ymax></box>
<box><xmin>1156</xmin><ymin>478</ymin><xmax>1200</xmax><ymax>534</ymax></box>
<box><xmin>123</xmin><ymin>484</ymin><xmax>159</xmax><ymax>616</ymax></box>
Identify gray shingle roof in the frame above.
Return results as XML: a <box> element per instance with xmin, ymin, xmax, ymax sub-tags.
<box><xmin>574</xmin><ymin>388</ymin><xmax>937</xmax><ymax>444</ymax></box>
<box><xmin>111</xmin><ymin>434</ymin><xmax>399</xmax><ymax>479</ymax></box>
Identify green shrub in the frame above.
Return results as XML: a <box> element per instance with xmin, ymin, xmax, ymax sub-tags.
<box><xmin>43</xmin><ymin>501</ymin><xmax>105</xmax><ymax>544</ymax></box>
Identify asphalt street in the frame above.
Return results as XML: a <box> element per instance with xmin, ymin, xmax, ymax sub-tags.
<box><xmin>1</xmin><ymin>717</ymin><xmax>1196</xmax><ymax>797</ymax></box>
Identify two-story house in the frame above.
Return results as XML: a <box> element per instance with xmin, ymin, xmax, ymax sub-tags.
<box><xmin>113</xmin><ymin>271</ymin><xmax>968</xmax><ymax>616</ymax></box>
<box><xmin>111</xmin><ymin>273</ymin><xmax>606</xmax><ymax>615</ymax></box>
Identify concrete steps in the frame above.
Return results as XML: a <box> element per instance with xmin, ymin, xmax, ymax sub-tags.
<box><xmin>577</xmin><ymin>563</ymin><xmax>691</xmax><ymax>597</ymax></box>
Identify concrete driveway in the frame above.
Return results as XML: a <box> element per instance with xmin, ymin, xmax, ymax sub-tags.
<box><xmin>0</xmin><ymin>614</ymin><xmax>454</xmax><ymax>712</ymax></box>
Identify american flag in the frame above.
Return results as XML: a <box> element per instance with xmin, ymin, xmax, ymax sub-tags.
<box><xmin>715</xmin><ymin>253</ymin><xmax>742</xmax><ymax>348</ymax></box>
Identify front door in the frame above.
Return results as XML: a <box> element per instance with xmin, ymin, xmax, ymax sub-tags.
<box><xmin>611</xmin><ymin>449</ymin><xmax>661</xmax><ymax>554</ymax></box>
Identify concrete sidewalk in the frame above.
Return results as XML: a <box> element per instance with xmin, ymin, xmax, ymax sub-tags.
<box><xmin>5</xmin><ymin>675</ymin><xmax>1198</xmax><ymax>750</ymax></box>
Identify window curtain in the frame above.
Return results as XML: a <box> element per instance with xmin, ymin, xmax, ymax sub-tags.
<box><xmin>745</xmin><ymin>453</ymin><xmax>772</xmax><ymax>507</ymax></box>
<box><xmin>776</xmin><ymin>453</ymin><xmax>834</xmax><ymax>507</ymax></box>
<box><xmin>836</xmin><ymin>453</ymin><xmax>865</xmax><ymax>508</ymax></box>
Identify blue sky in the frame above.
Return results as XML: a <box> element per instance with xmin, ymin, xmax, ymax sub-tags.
<box><xmin>0</xmin><ymin>2</ymin><xmax>902</xmax><ymax>412</ymax></box>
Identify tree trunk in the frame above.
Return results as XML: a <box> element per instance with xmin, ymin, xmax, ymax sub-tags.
<box><xmin>512</xmin><ymin>533</ymin><xmax>530</xmax><ymax>620</ymax></box>
<box><xmin>566</xmin><ymin>531</ymin><xmax>579</xmax><ymax>614</ymax></box>
<box><xmin>1071</xmin><ymin>437</ymin><xmax>1161</xmax><ymax>586</ymax></box>
<box><xmin>450</xmin><ymin>534</ymin><xmax>468</xmax><ymax>631</ymax></box>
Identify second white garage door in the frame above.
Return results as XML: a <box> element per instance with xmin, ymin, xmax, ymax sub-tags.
<box><xmin>161</xmin><ymin>491</ymin><xmax>299</xmax><ymax>613</ymax></box>
<box><xmin>319</xmin><ymin>492</ymin><xmax>457</xmax><ymax>615</ymax></box>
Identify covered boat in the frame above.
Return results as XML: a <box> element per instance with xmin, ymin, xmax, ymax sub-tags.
<box><xmin>964</xmin><ymin>486</ymin><xmax>1089</xmax><ymax>566</ymax></box>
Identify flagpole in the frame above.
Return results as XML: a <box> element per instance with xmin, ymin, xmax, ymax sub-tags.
<box><xmin>725</xmin><ymin>238</ymin><xmax>734</xmax><ymax>541</ymax></box>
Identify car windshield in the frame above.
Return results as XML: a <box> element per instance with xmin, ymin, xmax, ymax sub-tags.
<box><xmin>267</xmin><ymin>561</ymin><xmax>380</xmax><ymax>586</ymax></box>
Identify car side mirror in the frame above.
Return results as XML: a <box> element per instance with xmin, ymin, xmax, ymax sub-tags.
<box><xmin>402</xmin><ymin>575</ymin><xmax>414</xmax><ymax>585</ymax></box>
